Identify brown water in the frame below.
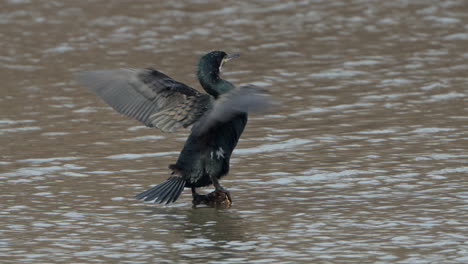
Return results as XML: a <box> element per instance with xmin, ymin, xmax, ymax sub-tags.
<box><xmin>1</xmin><ymin>0</ymin><xmax>467</xmax><ymax>263</ymax></box>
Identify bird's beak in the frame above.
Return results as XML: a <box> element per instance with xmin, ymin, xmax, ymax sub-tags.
<box><xmin>220</xmin><ymin>53</ymin><xmax>240</xmax><ymax>70</ymax></box>
<box><xmin>225</xmin><ymin>53</ymin><xmax>240</xmax><ymax>61</ymax></box>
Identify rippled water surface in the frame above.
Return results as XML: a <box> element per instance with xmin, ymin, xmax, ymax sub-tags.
<box><xmin>1</xmin><ymin>0</ymin><xmax>467</xmax><ymax>263</ymax></box>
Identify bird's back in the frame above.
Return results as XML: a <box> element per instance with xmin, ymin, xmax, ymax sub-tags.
<box><xmin>173</xmin><ymin>112</ymin><xmax>248</xmax><ymax>187</ymax></box>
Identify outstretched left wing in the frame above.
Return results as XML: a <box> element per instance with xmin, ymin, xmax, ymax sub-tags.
<box><xmin>76</xmin><ymin>68</ymin><xmax>213</xmax><ymax>132</ymax></box>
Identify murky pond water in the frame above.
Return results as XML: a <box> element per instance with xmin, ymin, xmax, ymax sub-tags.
<box><xmin>1</xmin><ymin>0</ymin><xmax>467</xmax><ymax>263</ymax></box>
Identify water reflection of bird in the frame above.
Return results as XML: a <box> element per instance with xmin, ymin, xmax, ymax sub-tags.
<box><xmin>77</xmin><ymin>51</ymin><xmax>272</xmax><ymax>206</ymax></box>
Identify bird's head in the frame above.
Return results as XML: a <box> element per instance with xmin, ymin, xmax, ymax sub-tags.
<box><xmin>197</xmin><ymin>51</ymin><xmax>240</xmax><ymax>96</ymax></box>
<box><xmin>198</xmin><ymin>51</ymin><xmax>240</xmax><ymax>76</ymax></box>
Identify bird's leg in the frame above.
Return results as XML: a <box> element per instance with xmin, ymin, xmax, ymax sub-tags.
<box><xmin>191</xmin><ymin>187</ymin><xmax>209</xmax><ymax>206</ymax></box>
<box><xmin>210</xmin><ymin>175</ymin><xmax>232</xmax><ymax>204</ymax></box>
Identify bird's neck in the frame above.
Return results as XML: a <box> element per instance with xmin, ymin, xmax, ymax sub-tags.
<box><xmin>197</xmin><ymin>63</ymin><xmax>231</xmax><ymax>98</ymax></box>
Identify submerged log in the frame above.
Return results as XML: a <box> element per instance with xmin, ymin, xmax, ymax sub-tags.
<box><xmin>192</xmin><ymin>190</ymin><xmax>231</xmax><ymax>208</ymax></box>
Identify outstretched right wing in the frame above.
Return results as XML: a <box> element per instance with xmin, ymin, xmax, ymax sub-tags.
<box><xmin>76</xmin><ymin>68</ymin><xmax>213</xmax><ymax>132</ymax></box>
<box><xmin>192</xmin><ymin>85</ymin><xmax>274</xmax><ymax>135</ymax></box>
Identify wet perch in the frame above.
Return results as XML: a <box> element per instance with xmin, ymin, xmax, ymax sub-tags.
<box><xmin>77</xmin><ymin>51</ymin><xmax>272</xmax><ymax>207</ymax></box>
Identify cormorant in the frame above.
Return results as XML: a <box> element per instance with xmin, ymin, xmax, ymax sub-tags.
<box><xmin>77</xmin><ymin>51</ymin><xmax>272</xmax><ymax>206</ymax></box>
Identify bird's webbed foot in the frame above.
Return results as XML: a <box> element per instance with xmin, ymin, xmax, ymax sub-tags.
<box><xmin>210</xmin><ymin>176</ymin><xmax>232</xmax><ymax>207</ymax></box>
<box><xmin>213</xmin><ymin>187</ymin><xmax>232</xmax><ymax>205</ymax></box>
<box><xmin>191</xmin><ymin>186</ymin><xmax>231</xmax><ymax>208</ymax></box>
<box><xmin>192</xmin><ymin>187</ymin><xmax>209</xmax><ymax>206</ymax></box>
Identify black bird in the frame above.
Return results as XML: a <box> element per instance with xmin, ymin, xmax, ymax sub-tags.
<box><xmin>77</xmin><ymin>51</ymin><xmax>271</xmax><ymax>206</ymax></box>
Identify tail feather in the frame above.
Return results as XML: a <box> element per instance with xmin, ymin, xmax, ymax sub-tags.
<box><xmin>146</xmin><ymin>180</ymin><xmax>173</xmax><ymax>202</ymax></box>
<box><xmin>156</xmin><ymin>180</ymin><xmax>179</xmax><ymax>203</ymax></box>
<box><xmin>167</xmin><ymin>178</ymin><xmax>187</xmax><ymax>204</ymax></box>
<box><xmin>135</xmin><ymin>180</ymin><xmax>171</xmax><ymax>200</ymax></box>
<box><xmin>170</xmin><ymin>179</ymin><xmax>186</xmax><ymax>203</ymax></box>
<box><xmin>135</xmin><ymin>176</ymin><xmax>186</xmax><ymax>204</ymax></box>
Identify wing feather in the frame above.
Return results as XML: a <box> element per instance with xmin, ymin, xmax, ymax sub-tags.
<box><xmin>77</xmin><ymin>69</ymin><xmax>274</xmax><ymax>135</ymax></box>
<box><xmin>192</xmin><ymin>85</ymin><xmax>274</xmax><ymax>135</ymax></box>
<box><xmin>76</xmin><ymin>68</ymin><xmax>213</xmax><ymax>132</ymax></box>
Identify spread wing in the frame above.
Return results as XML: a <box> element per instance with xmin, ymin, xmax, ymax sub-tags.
<box><xmin>76</xmin><ymin>68</ymin><xmax>213</xmax><ymax>132</ymax></box>
<box><xmin>192</xmin><ymin>85</ymin><xmax>274</xmax><ymax>135</ymax></box>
